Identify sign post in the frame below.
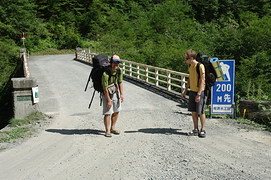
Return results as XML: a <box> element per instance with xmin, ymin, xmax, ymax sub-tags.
<box><xmin>211</xmin><ymin>60</ymin><xmax>235</xmax><ymax>119</ymax></box>
<box><xmin>20</xmin><ymin>32</ymin><xmax>26</xmax><ymax>47</ymax></box>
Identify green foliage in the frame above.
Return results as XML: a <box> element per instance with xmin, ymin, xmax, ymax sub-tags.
<box><xmin>0</xmin><ymin>127</ymin><xmax>29</xmax><ymax>143</ymax></box>
<box><xmin>240</xmin><ymin>15</ymin><xmax>271</xmax><ymax>57</ymax></box>
<box><xmin>236</xmin><ymin>117</ymin><xmax>270</xmax><ymax>132</ymax></box>
<box><xmin>0</xmin><ymin>39</ymin><xmax>19</xmax><ymax>93</ymax></box>
<box><xmin>237</xmin><ymin>51</ymin><xmax>271</xmax><ymax>100</ymax></box>
<box><xmin>0</xmin><ymin>112</ymin><xmax>48</xmax><ymax>143</ymax></box>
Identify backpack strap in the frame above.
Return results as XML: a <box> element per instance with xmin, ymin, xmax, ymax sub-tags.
<box><xmin>105</xmin><ymin>68</ymin><xmax>121</xmax><ymax>99</ymax></box>
<box><xmin>196</xmin><ymin>63</ymin><xmax>208</xmax><ymax>93</ymax></box>
<box><xmin>106</xmin><ymin>68</ymin><xmax>120</xmax><ymax>84</ymax></box>
<box><xmin>196</xmin><ymin>62</ymin><xmax>201</xmax><ymax>88</ymax></box>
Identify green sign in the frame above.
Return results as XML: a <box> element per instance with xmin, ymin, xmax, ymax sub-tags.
<box><xmin>17</xmin><ymin>95</ymin><xmax>32</xmax><ymax>101</ymax></box>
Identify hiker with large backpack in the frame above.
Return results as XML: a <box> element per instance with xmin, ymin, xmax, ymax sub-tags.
<box><xmin>181</xmin><ymin>49</ymin><xmax>207</xmax><ymax>138</ymax></box>
<box><xmin>85</xmin><ymin>54</ymin><xmax>124</xmax><ymax>137</ymax></box>
<box><xmin>100</xmin><ymin>55</ymin><xmax>124</xmax><ymax>137</ymax></box>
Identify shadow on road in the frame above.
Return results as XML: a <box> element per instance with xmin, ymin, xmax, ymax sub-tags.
<box><xmin>125</xmin><ymin>128</ymin><xmax>189</xmax><ymax>136</ymax></box>
<box><xmin>46</xmin><ymin>129</ymin><xmax>104</xmax><ymax>136</ymax></box>
<box><xmin>174</xmin><ymin>111</ymin><xmax>191</xmax><ymax>116</ymax></box>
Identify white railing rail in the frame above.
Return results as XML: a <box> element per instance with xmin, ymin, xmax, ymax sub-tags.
<box><xmin>75</xmin><ymin>48</ymin><xmax>189</xmax><ymax>95</ymax></box>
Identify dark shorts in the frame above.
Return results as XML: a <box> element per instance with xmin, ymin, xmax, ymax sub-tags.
<box><xmin>188</xmin><ymin>91</ymin><xmax>207</xmax><ymax>114</ymax></box>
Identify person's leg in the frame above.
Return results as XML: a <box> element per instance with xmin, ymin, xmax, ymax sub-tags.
<box><xmin>192</xmin><ymin>112</ymin><xmax>199</xmax><ymax>130</ymax></box>
<box><xmin>110</xmin><ymin>93</ymin><xmax>121</xmax><ymax>134</ymax></box>
<box><xmin>104</xmin><ymin>114</ymin><xmax>111</xmax><ymax>134</ymax></box>
<box><xmin>188</xmin><ymin>92</ymin><xmax>199</xmax><ymax>135</ymax></box>
<box><xmin>199</xmin><ymin>113</ymin><xmax>206</xmax><ymax>138</ymax></box>
<box><xmin>197</xmin><ymin>92</ymin><xmax>207</xmax><ymax>137</ymax></box>
<box><xmin>199</xmin><ymin>113</ymin><xmax>206</xmax><ymax>130</ymax></box>
<box><xmin>102</xmin><ymin>94</ymin><xmax>114</xmax><ymax>137</ymax></box>
<box><xmin>111</xmin><ymin>112</ymin><xmax>119</xmax><ymax>131</ymax></box>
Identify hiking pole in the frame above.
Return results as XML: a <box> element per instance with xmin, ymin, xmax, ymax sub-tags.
<box><xmin>88</xmin><ymin>90</ymin><xmax>96</xmax><ymax>109</ymax></box>
<box><xmin>84</xmin><ymin>71</ymin><xmax>92</xmax><ymax>92</ymax></box>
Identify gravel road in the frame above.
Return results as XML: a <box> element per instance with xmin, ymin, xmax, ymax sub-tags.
<box><xmin>0</xmin><ymin>54</ymin><xmax>270</xmax><ymax>180</ymax></box>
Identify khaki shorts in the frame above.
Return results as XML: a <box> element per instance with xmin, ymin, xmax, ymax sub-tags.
<box><xmin>102</xmin><ymin>93</ymin><xmax>122</xmax><ymax>115</ymax></box>
<box><xmin>188</xmin><ymin>91</ymin><xmax>207</xmax><ymax>114</ymax></box>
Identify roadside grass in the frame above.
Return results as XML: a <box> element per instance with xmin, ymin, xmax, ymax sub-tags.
<box><xmin>0</xmin><ymin>111</ymin><xmax>49</xmax><ymax>143</ymax></box>
<box><xmin>31</xmin><ymin>48</ymin><xmax>75</xmax><ymax>56</ymax></box>
<box><xmin>236</xmin><ymin>117</ymin><xmax>271</xmax><ymax>132</ymax></box>
<box><xmin>205</xmin><ymin>106</ymin><xmax>271</xmax><ymax>132</ymax></box>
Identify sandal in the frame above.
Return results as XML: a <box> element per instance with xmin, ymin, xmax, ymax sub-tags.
<box><xmin>188</xmin><ymin>129</ymin><xmax>199</xmax><ymax>136</ymax></box>
<box><xmin>110</xmin><ymin>130</ymin><xmax>120</xmax><ymax>135</ymax></box>
<box><xmin>105</xmin><ymin>132</ymin><xmax>112</xmax><ymax>137</ymax></box>
<box><xmin>198</xmin><ymin>130</ymin><xmax>206</xmax><ymax>138</ymax></box>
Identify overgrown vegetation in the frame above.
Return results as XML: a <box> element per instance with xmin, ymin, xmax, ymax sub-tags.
<box><xmin>0</xmin><ymin>112</ymin><xmax>48</xmax><ymax>143</ymax></box>
<box><xmin>236</xmin><ymin>117</ymin><xmax>271</xmax><ymax>132</ymax></box>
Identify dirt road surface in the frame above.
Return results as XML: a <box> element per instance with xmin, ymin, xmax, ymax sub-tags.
<box><xmin>0</xmin><ymin>54</ymin><xmax>270</xmax><ymax>180</ymax></box>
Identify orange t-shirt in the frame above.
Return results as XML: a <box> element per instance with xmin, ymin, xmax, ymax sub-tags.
<box><xmin>188</xmin><ymin>63</ymin><xmax>205</xmax><ymax>92</ymax></box>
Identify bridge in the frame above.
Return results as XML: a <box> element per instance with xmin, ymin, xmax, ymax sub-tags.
<box><xmin>0</xmin><ymin>52</ymin><xmax>270</xmax><ymax>179</ymax></box>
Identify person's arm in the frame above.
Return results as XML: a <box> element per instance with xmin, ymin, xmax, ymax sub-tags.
<box><xmin>182</xmin><ymin>78</ymin><xmax>190</xmax><ymax>98</ymax></box>
<box><xmin>195</xmin><ymin>64</ymin><xmax>205</xmax><ymax>102</ymax></box>
<box><xmin>197</xmin><ymin>64</ymin><xmax>205</xmax><ymax>95</ymax></box>
<box><xmin>117</xmin><ymin>69</ymin><xmax>124</xmax><ymax>102</ymax></box>
<box><xmin>102</xmin><ymin>73</ymin><xmax>112</xmax><ymax>109</ymax></box>
<box><xmin>103</xmin><ymin>87</ymin><xmax>112</xmax><ymax>109</ymax></box>
<box><xmin>118</xmin><ymin>82</ymin><xmax>124</xmax><ymax>102</ymax></box>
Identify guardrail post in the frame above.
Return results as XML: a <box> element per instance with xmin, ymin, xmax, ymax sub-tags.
<box><xmin>137</xmin><ymin>65</ymin><xmax>140</xmax><ymax>79</ymax></box>
<box><xmin>122</xmin><ymin>62</ymin><xmax>126</xmax><ymax>74</ymax></box>
<box><xmin>167</xmin><ymin>72</ymin><xmax>171</xmax><ymax>91</ymax></box>
<box><xmin>86</xmin><ymin>53</ymin><xmax>89</xmax><ymax>62</ymax></box>
<box><xmin>181</xmin><ymin>75</ymin><xmax>186</xmax><ymax>91</ymax></box>
<box><xmin>145</xmin><ymin>67</ymin><xmax>149</xmax><ymax>82</ymax></box>
<box><xmin>155</xmin><ymin>69</ymin><xmax>159</xmax><ymax>86</ymax></box>
<box><xmin>129</xmin><ymin>63</ymin><xmax>132</xmax><ymax>76</ymax></box>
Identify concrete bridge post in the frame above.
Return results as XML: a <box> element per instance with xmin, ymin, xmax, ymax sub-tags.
<box><xmin>19</xmin><ymin>48</ymin><xmax>26</xmax><ymax>58</ymax></box>
<box><xmin>12</xmin><ymin>78</ymin><xmax>38</xmax><ymax>119</ymax></box>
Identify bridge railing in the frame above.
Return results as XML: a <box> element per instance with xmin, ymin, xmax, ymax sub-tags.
<box><xmin>75</xmin><ymin>48</ymin><xmax>189</xmax><ymax>96</ymax></box>
<box><xmin>11</xmin><ymin>49</ymin><xmax>38</xmax><ymax>119</ymax></box>
<box><xmin>18</xmin><ymin>49</ymin><xmax>31</xmax><ymax>78</ymax></box>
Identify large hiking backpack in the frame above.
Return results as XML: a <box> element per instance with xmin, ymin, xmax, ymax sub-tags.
<box><xmin>196</xmin><ymin>52</ymin><xmax>217</xmax><ymax>91</ymax></box>
<box><xmin>85</xmin><ymin>54</ymin><xmax>120</xmax><ymax>108</ymax></box>
<box><xmin>90</xmin><ymin>54</ymin><xmax>111</xmax><ymax>92</ymax></box>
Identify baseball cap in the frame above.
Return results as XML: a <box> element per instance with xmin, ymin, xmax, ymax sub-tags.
<box><xmin>111</xmin><ymin>55</ymin><xmax>120</xmax><ymax>62</ymax></box>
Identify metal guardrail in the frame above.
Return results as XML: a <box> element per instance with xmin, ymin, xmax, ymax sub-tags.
<box><xmin>75</xmin><ymin>49</ymin><xmax>189</xmax><ymax>95</ymax></box>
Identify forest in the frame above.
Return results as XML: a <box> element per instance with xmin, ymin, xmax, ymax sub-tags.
<box><xmin>1</xmin><ymin>0</ymin><xmax>271</xmax><ymax>102</ymax></box>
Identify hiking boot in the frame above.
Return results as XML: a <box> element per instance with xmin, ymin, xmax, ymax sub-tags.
<box><xmin>198</xmin><ymin>130</ymin><xmax>206</xmax><ymax>138</ymax></box>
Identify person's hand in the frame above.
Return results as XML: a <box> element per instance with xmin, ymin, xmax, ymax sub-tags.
<box><xmin>195</xmin><ymin>95</ymin><xmax>200</xmax><ymax>102</ymax></box>
<box><xmin>120</xmin><ymin>94</ymin><xmax>124</xmax><ymax>102</ymax></box>
<box><xmin>107</xmin><ymin>101</ymin><xmax>112</xmax><ymax>109</ymax></box>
